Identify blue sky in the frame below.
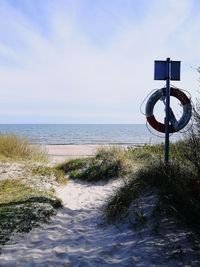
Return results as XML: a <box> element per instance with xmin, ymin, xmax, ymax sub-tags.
<box><xmin>0</xmin><ymin>0</ymin><xmax>200</xmax><ymax>123</ymax></box>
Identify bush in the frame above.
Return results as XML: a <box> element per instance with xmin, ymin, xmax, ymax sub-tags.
<box><xmin>0</xmin><ymin>134</ymin><xmax>47</xmax><ymax>162</ymax></box>
<box><xmin>57</xmin><ymin>158</ymin><xmax>90</xmax><ymax>173</ymax></box>
<box><xmin>176</xmin><ymin>137</ymin><xmax>200</xmax><ymax>175</ymax></box>
<box><xmin>57</xmin><ymin>146</ymin><xmax>133</xmax><ymax>182</ymax></box>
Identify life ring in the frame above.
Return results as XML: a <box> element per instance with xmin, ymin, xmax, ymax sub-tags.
<box><xmin>145</xmin><ymin>87</ymin><xmax>192</xmax><ymax>133</ymax></box>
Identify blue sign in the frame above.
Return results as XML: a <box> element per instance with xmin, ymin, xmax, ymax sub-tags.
<box><xmin>154</xmin><ymin>60</ymin><xmax>181</xmax><ymax>81</ymax></box>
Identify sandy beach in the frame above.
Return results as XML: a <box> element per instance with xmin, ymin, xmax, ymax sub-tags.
<box><xmin>45</xmin><ymin>144</ymin><xmax>100</xmax><ymax>163</ymax></box>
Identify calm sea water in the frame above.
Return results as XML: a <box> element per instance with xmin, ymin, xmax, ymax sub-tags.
<box><xmin>0</xmin><ymin>124</ymin><xmax>168</xmax><ymax>145</ymax></box>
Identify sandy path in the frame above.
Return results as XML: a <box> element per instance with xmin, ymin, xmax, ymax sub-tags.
<box><xmin>1</xmin><ymin>179</ymin><xmax>137</xmax><ymax>266</ymax></box>
<box><xmin>0</xmin><ymin>178</ymin><xmax>199</xmax><ymax>266</ymax></box>
<box><xmin>0</xmin><ymin>180</ymin><xmax>162</xmax><ymax>267</ymax></box>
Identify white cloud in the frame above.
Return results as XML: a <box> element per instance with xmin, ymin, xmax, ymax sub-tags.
<box><xmin>0</xmin><ymin>0</ymin><xmax>199</xmax><ymax>123</ymax></box>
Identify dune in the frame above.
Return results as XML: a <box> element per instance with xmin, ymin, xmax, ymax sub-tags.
<box><xmin>0</xmin><ymin>146</ymin><xmax>199</xmax><ymax>266</ymax></box>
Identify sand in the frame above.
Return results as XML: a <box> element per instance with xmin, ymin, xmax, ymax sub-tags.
<box><xmin>0</xmin><ymin>145</ymin><xmax>200</xmax><ymax>266</ymax></box>
<box><xmin>1</xmin><ymin>179</ymin><xmax>199</xmax><ymax>266</ymax></box>
<box><xmin>45</xmin><ymin>144</ymin><xmax>102</xmax><ymax>163</ymax></box>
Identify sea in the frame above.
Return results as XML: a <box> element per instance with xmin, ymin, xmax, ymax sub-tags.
<box><xmin>0</xmin><ymin>124</ymin><xmax>178</xmax><ymax>145</ymax></box>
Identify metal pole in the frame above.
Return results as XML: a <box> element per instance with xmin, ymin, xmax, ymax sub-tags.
<box><xmin>164</xmin><ymin>58</ymin><xmax>171</xmax><ymax>163</ymax></box>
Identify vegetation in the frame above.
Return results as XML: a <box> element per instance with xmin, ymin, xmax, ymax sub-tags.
<box><xmin>0</xmin><ymin>134</ymin><xmax>47</xmax><ymax>162</ymax></box>
<box><xmin>126</xmin><ymin>141</ymin><xmax>185</xmax><ymax>162</ymax></box>
<box><xmin>101</xmin><ymin>135</ymin><xmax>200</xmax><ymax>225</ymax></box>
<box><xmin>57</xmin><ymin>141</ymin><xmax>189</xmax><ymax>182</ymax></box>
<box><xmin>0</xmin><ymin>135</ymin><xmax>66</xmax><ymax>246</ymax></box>
<box><xmin>57</xmin><ymin>146</ymin><xmax>133</xmax><ymax>182</ymax></box>
<box><xmin>0</xmin><ymin>179</ymin><xmax>62</xmax><ymax>246</ymax></box>
<box><xmin>177</xmin><ymin>105</ymin><xmax>200</xmax><ymax>176</ymax></box>
<box><xmin>103</xmin><ymin>160</ymin><xmax>200</xmax><ymax>226</ymax></box>
<box><xmin>31</xmin><ymin>165</ymin><xmax>67</xmax><ymax>185</ymax></box>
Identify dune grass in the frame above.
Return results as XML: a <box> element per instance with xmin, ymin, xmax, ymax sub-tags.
<box><xmin>93</xmin><ymin>140</ymin><xmax>200</xmax><ymax>228</ymax></box>
<box><xmin>126</xmin><ymin>142</ymin><xmax>185</xmax><ymax>162</ymax></box>
<box><xmin>57</xmin><ymin>146</ymin><xmax>133</xmax><ymax>182</ymax></box>
<box><xmin>57</xmin><ymin>143</ymin><xmax>186</xmax><ymax>182</ymax></box>
<box><xmin>0</xmin><ymin>179</ymin><xmax>62</xmax><ymax>246</ymax></box>
<box><xmin>0</xmin><ymin>134</ymin><xmax>47</xmax><ymax>162</ymax></box>
<box><xmin>103</xmin><ymin>160</ymin><xmax>200</xmax><ymax>227</ymax></box>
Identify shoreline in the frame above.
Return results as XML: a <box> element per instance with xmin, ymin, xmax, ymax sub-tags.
<box><xmin>42</xmin><ymin>143</ymin><xmax>146</xmax><ymax>147</ymax></box>
<box><xmin>43</xmin><ymin>144</ymin><xmax>144</xmax><ymax>163</ymax></box>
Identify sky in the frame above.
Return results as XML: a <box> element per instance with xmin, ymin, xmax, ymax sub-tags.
<box><xmin>0</xmin><ymin>0</ymin><xmax>200</xmax><ymax>124</ymax></box>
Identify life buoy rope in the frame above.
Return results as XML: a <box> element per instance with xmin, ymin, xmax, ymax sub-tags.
<box><xmin>145</xmin><ymin>87</ymin><xmax>192</xmax><ymax>133</ymax></box>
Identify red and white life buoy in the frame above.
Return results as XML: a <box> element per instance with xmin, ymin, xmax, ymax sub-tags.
<box><xmin>145</xmin><ymin>87</ymin><xmax>192</xmax><ymax>133</ymax></box>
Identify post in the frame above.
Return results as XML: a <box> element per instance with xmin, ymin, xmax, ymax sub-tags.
<box><xmin>164</xmin><ymin>58</ymin><xmax>171</xmax><ymax>163</ymax></box>
<box><xmin>154</xmin><ymin>58</ymin><xmax>181</xmax><ymax>163</ymax></box>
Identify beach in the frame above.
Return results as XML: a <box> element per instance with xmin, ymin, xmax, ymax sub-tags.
<box><xmin>1</xmin><ymin>0</ymin><xmax>199</xmax><ymax>264</ymax></box>
<box><xmin>45</xmin><ymin>144</ymin><xmax>100</xmax><ymax>163</ymax></box>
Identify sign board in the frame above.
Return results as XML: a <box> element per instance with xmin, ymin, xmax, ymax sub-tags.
<box><xmin>154</xmin><ymin>60</ymin><xmax>181</xmax><ymax>81</ymax></box>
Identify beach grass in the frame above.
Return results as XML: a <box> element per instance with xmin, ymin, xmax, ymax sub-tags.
<box><xmin>0</xmin><ymin>134</ymin><xmax>47</xmax><ymax>162</ymax></box>
<box><xmin>0</xmin><ymin>179</ymin><xmax>62</xmax><ymax>246</ymax></box>
<box><xmin>126</xmin><ymin>142</ymin><xmax>185</xmax><ymax>162</ymax></box>
<box><xmin>57</xmin><ymin>143</ymin><xmax>186</xmax><ymax>182</ymax></box>
<box><xmin>57</xmin><ymin>146</ymin><xmax>133</xmax><ymax>182</ymax></box>
<box><xmin>103</xmin><ymin>160</ymin><xmax>200</xmax><ymax>226</ymax></box>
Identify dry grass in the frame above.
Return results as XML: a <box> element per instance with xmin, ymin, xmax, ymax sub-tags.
<box><xmin>0</xmin><ymin>134</ymin><xmax>47</xmax><ymax>162</ymax></box>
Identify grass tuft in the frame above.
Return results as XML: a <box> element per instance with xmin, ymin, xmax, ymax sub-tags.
<box><xmin>103</xmin><ymin>160</ymin><xmax>200</xmax><ymax>226</ymax></box>
<box><xmin>0</xmin><ymin>134</ymin><xmax>47</xmax><ymax>162</ymax></box>
<box><xmin>57</xmin><ymin>158</ymin><xmax>90</xmax><ymax>173</ymax></box>
<box><xmin>126</xmin><ymin>142</ymin><xmax>184</xmax><ymax>162</ymax></box>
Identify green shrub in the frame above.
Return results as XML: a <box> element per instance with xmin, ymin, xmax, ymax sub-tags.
<box><xmin>57</xmin><ymin>158</ymin><xmax>91</xmax><ymax>173</ymax></box>
<box><xmin>57</xmin><ymin>146</ymin><xmax>133</xmax><ymax>182</ymax></box>
<box><xmin>0</xmin><ymin>134</ymin><xmax>47</xmax><ymax>162</ymax></box>
<box><xmin>64</xmin><ymin>157</ymin><xmax>121</xmax><ymax>182</ymax></box>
